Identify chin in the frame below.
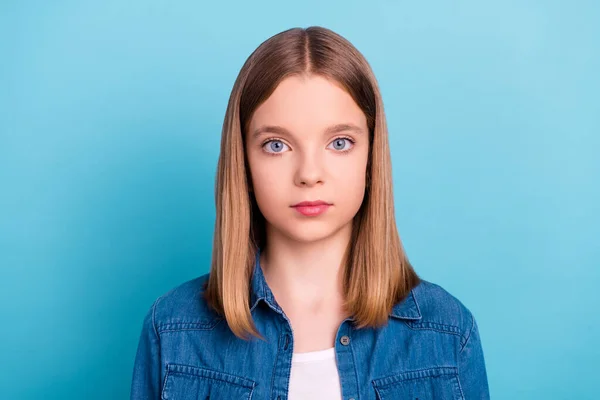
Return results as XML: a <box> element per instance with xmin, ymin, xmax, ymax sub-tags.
<box><xmin>280</xmin><ymin>222</ymin><xmax>347</xmax><ymax>244</ymax></box>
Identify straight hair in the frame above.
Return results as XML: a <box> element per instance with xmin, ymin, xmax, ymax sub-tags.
<box><xmin>204</xmin><ymin>26</ymin><xmax>420</xmax><ymax>341</ymax></box>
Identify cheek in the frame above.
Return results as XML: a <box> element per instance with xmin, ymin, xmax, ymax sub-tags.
<box><xmin>334</xmin><ymin>154</ymin><xmax>368</xmax><ymax>209</ymax></box>
<box><xmin>337</xmin><ymin>146</ymin><xmax>368</xmax><ymax>180</ymax></box>
<box><xmin>341</xmin><ymin>164</ymin><xmax>367</xmax><ymax>204</ymax></box>
<box><xmin>250</xmin><ymin>158</ymin><xmax>285</xmax><ymax>190</ymax></box>
<box><xmin>249</xmin><ymin>163</ymin><xmax>288</xmax><ymax>214</ymax></box>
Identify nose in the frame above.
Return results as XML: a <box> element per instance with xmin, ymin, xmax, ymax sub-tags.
<box><xmin>294</xmin><ymin>151</ymin><xmax>324</xmax><ymax>187</ymax></box>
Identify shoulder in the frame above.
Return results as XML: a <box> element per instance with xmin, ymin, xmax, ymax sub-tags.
<box><xmin>147</xmin><ymin>272</ymin><xmax>222</xmax><ymax>333</ymax></box>
<box><xmin>410</xmin><ymin>279</ymin><xmax>477</xmax><ymax>347</ymax></box>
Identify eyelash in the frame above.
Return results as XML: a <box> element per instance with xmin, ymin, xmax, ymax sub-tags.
<box><xmin>261</xmin><ymin>136</ymin><xmax>356</xmax><ymax>157</ymax></box>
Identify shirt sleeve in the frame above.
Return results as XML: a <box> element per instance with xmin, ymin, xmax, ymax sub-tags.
<box><xmin>458</xmin><ymin>312</ymin><xmax>490</xmax><ymax>399</ymax></box>
<box><xmin>130</xmin><ymin>299</ymin><xmax>162</xmax><ymax>400</ymax></box>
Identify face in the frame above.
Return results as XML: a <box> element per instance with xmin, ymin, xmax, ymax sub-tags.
<box><xmin>245</xmin><ymin>74</ymin><xmax>369</xmax><ymax>244</ymax></box>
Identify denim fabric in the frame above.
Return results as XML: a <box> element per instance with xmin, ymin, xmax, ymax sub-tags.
<box><xmin>130</xmin><ymin>248</ymin><xmax>490</xmax><ymax>399</ymax></box>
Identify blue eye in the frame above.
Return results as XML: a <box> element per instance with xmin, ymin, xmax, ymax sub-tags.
<box><xmin>327</xmin><ymin>137</ymin><xmax>354</xmax><ymax>152</ymax></box>
<box><xmin>263</xmin><ymin>140</ymin><xmax>289</xmax><ymax>154</ymax></box>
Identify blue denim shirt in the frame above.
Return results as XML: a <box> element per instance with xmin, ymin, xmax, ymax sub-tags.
<box><xmin>130</xmin><ymin>249</ymin><xmax>490</xmax><ymax>399</ymax></box>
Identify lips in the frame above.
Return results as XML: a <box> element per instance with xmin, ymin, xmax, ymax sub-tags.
<box><xmin>291</xmin><ymin>200</ymin><xmax>332</xmax><ymax>216</ymax></box>
<box><xmin>291</xmin><ymin>200</ymin><xmax>332</xmax><ymax>207</ymax></box>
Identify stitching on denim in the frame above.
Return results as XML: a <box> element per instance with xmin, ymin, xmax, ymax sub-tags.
<box><xmin>157</xmin><ymin>319</ymin><xmax>223</xmax><ymax>334</ymax></box>
<box><xmin>456</xmin><ymin>371</ymin><xmax>465</xmax><ymax>399</ymax></box>
<box><xmin>158</xmin><ymin>327</ymin><xmax>223</xmax><ymax>334</ymax></box>
<box><xmin>158</xmin><ymin>319</ymin><xmax>221</xmax><ymax>324</ymax></box>
<box><xmin>246</xmin><ymin>380</ymin><xmax>256</xmax><ymax>400</ymax></box>
<box><xmin>151</xmin><ymin>294</ymin><xmax>165</xmax><ymax>398</ymax></box>
<box><xmin>349</xmin><ymin>329</ymin><xmax>359</xmax><ymax>398</ymax></box>
<box><xmin>373</xmin><ymin>366</ymin><xmax>458</xmax><ymax>388</ymax></box>
<box><xmin>459</xmin><ymin>311</ymin><xmax>475</xmax><ymax>353</ymax></box>
<box><xmin>403</xmin><ymin>322</ymin><xmax>469</xmax><ymax>350</ymax></box>
<box><xmin>411</xmin><ymin>289</ymin><xmax>423</xmax><ymax>318</ymax></box>
<box><xmin>411</xmin><ymin>320</ymin><xmax>461</xmax><ymax>333</ymax></box>
<box><xmin>403</xmin><ymin>320</ymin><xmax>466</xmax><ymax>342</ymax></box>
<box><xmin>161</xmin><ymin>363</ymin><xmax>170</xmax><ymax>399</ymax></box>
<box><xmin>372</xmin><ymin>385</ymin><xmax>382</xmax><ymax>400</ymax></box>
<box><xmin>152</xmin><ymin>294</ymin><xmax>163</xmax><ymax>340</ymax></box>
<box><xmin>167</xmin><ymin>364</ymin><xmax>255</xmax><ymax>388</ymax></box>
<box><xmin>168</xmin><ymin>371</ymin><xmax>249</xmax><ymax>387</ymax></box>
<box><xmin>270</xmin><ymin>327</ymin><xmax>282</xmax><ymax>398</ymax></box>
<box><xmin>282</xmin><ymin>332</ymin><xmax>292</xmax><ymax>398</ymax></box>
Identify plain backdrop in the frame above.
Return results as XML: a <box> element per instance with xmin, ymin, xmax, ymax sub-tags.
<box><xmin>1</xmin><ymin>1</ymin><xmax>598</xmax><ymax>399</ymax></box>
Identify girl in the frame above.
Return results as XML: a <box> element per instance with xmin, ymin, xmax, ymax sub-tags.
<box><xmin>131</xmin><ymin>26</ymin><xmax>490</xmax><ymax>400</ymax></box>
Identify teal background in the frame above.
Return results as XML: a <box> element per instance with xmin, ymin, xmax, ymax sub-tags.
<box><xmin>1</xmin><ymin>1</ymin><xmax>598</xmax><ymax>398</ymax></box>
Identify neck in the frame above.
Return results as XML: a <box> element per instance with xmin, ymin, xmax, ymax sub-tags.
<box><xmin>260</xmin><ymin>222</ymin><xmax>353</xmax><ymax>313</ymax></box>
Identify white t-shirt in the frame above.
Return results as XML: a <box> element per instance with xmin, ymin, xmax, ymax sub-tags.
<box><xmin>288</xmin><ymin>347</ymin><xmax>343</xmax><ymax>399</ymax></box>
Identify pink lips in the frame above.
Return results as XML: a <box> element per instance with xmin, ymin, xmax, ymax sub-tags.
<box><xmin>291</xmin><ymin>200</ymin><xmax>332</xmax><ymax>217</ymax></box>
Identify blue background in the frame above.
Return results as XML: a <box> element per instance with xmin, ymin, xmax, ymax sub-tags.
<box><xmin>1</xmin><ymin>1</ymin><xmax>598</xmax><ymax>398</ymax></box>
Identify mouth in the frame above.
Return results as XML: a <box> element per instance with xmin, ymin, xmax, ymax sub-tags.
<box><xmin>290</xmin><ymin>200</ymin><xmax>332</xmax><ymax>217</ymax></box>
<box><xmin>291</xmin><ymin>200</ymin><xmax>332</xmax><ymax>207</ymax></box>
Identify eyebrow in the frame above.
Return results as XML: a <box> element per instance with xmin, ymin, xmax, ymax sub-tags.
<box><xmin>251</xmin><ymin>123</ymin><xmax>364</xmax><ymax>140</ymax></box>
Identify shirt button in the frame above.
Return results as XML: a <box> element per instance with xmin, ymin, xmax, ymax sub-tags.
<box><xmin>340</xmin><ymin>335</ymin><xmax>350</xmax><ymax>345</ymax></box>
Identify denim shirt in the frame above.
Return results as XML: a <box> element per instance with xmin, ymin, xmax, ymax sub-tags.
<box><xmin>130</xmin><ymin>249</ymin><xmax>490</xmax><ymax>399</ymax></box>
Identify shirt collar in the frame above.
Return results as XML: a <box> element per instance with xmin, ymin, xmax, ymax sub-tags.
<box><xmin>249</xmin><ymin>247</ymin><xmax>422</xmax><ymax>321</ymax></box>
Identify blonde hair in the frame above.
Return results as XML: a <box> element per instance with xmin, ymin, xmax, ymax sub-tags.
<box><xmin>204</xmin><ymin>26</ymin><xmax>420</xmax><ymax>341</ymax></box>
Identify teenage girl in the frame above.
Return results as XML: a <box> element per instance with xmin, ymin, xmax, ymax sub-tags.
<box><xmin>131</xmin><ymin>26</ymin><xmax>490</xmax><ymax>400</ymax></box>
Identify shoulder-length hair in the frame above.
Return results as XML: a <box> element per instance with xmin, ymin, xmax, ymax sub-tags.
<box><xmin>204</xmin><ymin>26</ymin><xmax>420</xmax><ymax>341</ymax></box>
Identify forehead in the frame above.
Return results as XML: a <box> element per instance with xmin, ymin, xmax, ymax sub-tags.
<box><xmin>249</xmin><ymin>75</ymin><xmax>367</xmax><ymax>134</ymax></box>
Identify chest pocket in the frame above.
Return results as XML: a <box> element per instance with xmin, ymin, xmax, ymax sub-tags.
<box><xmin>161</xmin><ymin>363</ymin><xmax>256</xmax><ymax>400</ymax></box>
<box><xmin>372</xmin><ymin>366</ymin><xmax>463</xmax><ymax>400</ymax></box>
